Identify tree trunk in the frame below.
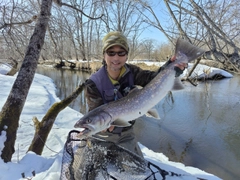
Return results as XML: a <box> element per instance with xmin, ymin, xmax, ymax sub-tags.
<box><xmin>27</xmin><ymin>83</ymin><xmax>85</xmax><ymax>155</ymax></box>
<box><xmin>0</xmin><ymin>0</ymin><xmax>52</xmax><ymax>162</ymax></box>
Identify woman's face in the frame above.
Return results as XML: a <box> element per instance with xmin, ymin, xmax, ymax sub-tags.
<box><xmin>104</xmin><ymin>45</ymin><xmax>128</xmax><ymax>72</ymax></box>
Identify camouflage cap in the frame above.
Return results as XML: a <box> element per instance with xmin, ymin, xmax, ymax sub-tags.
<box><xmin>102</xmin><ymin>31</ymin><xmax>129</xmax><ymax>53</ymax></box>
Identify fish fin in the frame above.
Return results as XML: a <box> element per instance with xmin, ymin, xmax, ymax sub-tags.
<box><xmin>175</xmin><ymin>38</ymin><xmax>206</xmax><ymax>63</ymax></box>
<box><xmin>172</xmin><ymin>77</ymin><xmax>184</xmax><ymax>90</ymax></box>
<box><xmin>128</xmin><ymin>86</ymin><xmax>142</xmax><ymax>94</ymax></box>
<box><xmin>146</xmin><ymin>107</ymin><xmax>161</xmax><ymax>119</ymax></box>
<box><xmin>112</xmin><ymin>119</ymin><xmax>132</xmax><ymax>127</ymax></box>
<box><xmin>129</xmin><ymin>86</ymin><xmax>140</xmax><ymax>94</ymax></box>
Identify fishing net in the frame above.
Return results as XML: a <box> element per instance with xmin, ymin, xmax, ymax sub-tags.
<box><xmin>60</xmin><ymin>130</ymin><xmax>191</xmax><ymax>180</ymax></box>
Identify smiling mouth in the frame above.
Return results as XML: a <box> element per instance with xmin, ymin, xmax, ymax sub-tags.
<box><xmin>112</xmin><ymin>61</ymin><xmax>120</xmax><ymax>65</ymax></box>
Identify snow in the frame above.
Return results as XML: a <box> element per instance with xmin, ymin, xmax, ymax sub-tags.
<box><xmin>0</xmin><ymin>63</ymin><xmax>12</xmax><ymax>75</ymax></box>
<box><xmin>0</xmin><ymin>63</ymin><xmax>228</xmax><ymax>180</ymax></box>
<box><xmin>183</xmin><ymin>63</ymin><xmax>233</xmax><ymax>79</ymax></box>
<box><xmin>135</xmin><ymin>61</ymin><xmax>233</xmax><ymax>79</ymax></box>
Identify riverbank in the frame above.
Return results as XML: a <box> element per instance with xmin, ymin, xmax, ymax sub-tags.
<box><xmin>37</xmin><ymin>59</ymin><xmax>233</xmax><ymax>81</ymax></box>
<box><xmin>39</xmin><ymin>58</ymin><xmax>225</xmax><ymax>72</ymax></box>
<box><xmin>38</xmin><ymin>59</ymin><xmax>161</xmax><ymax>72</ymax></box>
<box><xmin>1</xmin><ymin>57</ymin><xmax>233</xmax><ymax>81</ymax></box>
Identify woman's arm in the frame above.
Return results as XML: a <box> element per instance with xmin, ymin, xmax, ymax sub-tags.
<box><xmin>85</xmin><ymin>79</ymin><xmax>104</xmax><ymax>111</ymax></box>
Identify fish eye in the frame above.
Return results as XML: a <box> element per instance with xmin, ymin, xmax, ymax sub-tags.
<box><xmin>86</xmin><ymin>118</ymin><xmax>92</xmax><ymax>123</ymax></box>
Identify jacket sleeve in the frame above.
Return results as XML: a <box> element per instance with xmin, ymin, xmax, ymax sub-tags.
<box><xmin>129</xmin><ymin>60</ymin><xmax>172</xmax><ymax>87</ymax></box>
<box><xmin>84</xmin><ymin>79</ymin><xmax>104</xmax><ymax>112</ymax></box>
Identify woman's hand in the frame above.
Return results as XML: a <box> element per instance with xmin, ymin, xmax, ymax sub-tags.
<box><xmin>102</xmin><ymin>125</ymin><xmax>115</xmax><ymax>132</ymax></box>
<box><xmin>170</xmin><ymin>56</ymin><xmax>188</xmax><ymax>77</ymax></box>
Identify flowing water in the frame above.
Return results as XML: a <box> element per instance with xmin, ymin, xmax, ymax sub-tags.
<box><xmin>36</xmin><ymin>66</ymin><xmax>240</xmax><ymax>180</ymax></box>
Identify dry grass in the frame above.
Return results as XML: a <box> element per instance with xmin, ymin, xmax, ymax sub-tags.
<box><xmin>75</xmin><ymin>61</ymin><xmax>102</xmax><ymax>72</ymax></box>
<box><xmin>132</xmin><ymin>63</ymin><xmax>159</xmax><ymax>71</ymax></box>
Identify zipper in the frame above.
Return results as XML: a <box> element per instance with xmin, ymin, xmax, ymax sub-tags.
<box><xmin>113</xmin><ymin>89</ymin><xmax>118</xmax><ymax>101</ymax></box>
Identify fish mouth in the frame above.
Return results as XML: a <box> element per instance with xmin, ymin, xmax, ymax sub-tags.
<box><xmin>76</xmin><ymin>124</ymin><xmax>94</xmax><ymax>137</ymax></box>
<box><xmin>77</xmin><ymin>129</ymin><xmax>91</xmax><ymax>137</ymax></box>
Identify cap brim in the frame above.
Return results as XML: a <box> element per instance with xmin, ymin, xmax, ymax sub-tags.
<box><xmin>104</xmin><ymin>43</ymin><xmax>128</xmax><ymax>52</ymax></box>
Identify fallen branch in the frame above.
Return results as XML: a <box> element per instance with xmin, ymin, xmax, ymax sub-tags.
<box><xmin>182</xmin><ymin>57</ymin><xmax>202</xmax><ymax>86</ymax></box>
<box><xmin>27</xmin><ymin>82</ymin><xmax>85</xmax><ymax>155</ymax></box>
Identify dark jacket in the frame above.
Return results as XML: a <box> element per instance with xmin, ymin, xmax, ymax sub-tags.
<box><xmin>85</xmin><ymin>61</ymin><xmax>171</xmax><ymax>111</ymax></box>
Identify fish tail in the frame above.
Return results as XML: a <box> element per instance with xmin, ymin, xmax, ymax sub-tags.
<box><xmin>175</xmin><ymin>38</ymin><xmax>206</xmax><ymax>63</ymax></box>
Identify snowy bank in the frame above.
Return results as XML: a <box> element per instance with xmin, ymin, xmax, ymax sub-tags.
<box><xmin>130</xmin><ymin>61</ymin><xmax>233</xmax><ymax>79</ymax></box>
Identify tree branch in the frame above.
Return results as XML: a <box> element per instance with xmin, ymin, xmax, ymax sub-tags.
<box><xmin>0</xmin><ymin>15</ymin><xmax>38</xmax><ymax>30</ymax></box>
<box><xmin>28</xmin><ymin>83</ymin><xmax>85</xmax><ymax>155</ymax></box>
<box><xmin>60</xmin><ymin>2</ymin><xmax>104</xmax><ymax>20</ymax></box>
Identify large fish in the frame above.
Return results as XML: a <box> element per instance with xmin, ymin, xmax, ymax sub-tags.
<box><xmin>74</xmin><ymin>38</ymin><xmax>205</xmax><ymax>137</ymax></box>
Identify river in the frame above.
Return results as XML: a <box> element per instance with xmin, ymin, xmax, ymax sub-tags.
<box><xmin>36</xmin><ymin>66</ymin><xmax>240</xmax><ymax>180</ymax></box>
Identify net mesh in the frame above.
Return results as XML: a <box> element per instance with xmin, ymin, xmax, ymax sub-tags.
<box><xmin>60</xmin><ymin>130</ymin><xmax>189</xmax><ymax>180</ymax></box>
<box><xmin>60</xmin><ymin>130</ymin><xmax>153</xmax><ymax>180</ymax></box>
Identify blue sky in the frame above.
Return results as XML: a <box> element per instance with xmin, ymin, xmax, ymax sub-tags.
<box><xmin>139</xmin><ymin>0</ymin><xmax>169</xmax><ymax>43</ymax></box>
<box><xmin>141</xmin><ymin>27</ymin><xmax>167</xmax><ymax>43</ymax></box>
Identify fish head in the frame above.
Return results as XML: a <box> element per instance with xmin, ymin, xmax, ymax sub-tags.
<box><xmin>74</xmin><ymin>109</ymin><xmax>112</xmax><ymax>137</ymax></box>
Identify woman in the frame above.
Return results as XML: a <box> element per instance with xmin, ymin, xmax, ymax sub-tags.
<box><xmin>84</xmin><ymin>31</ymin><xmax>186</xmax><ymax>157</ymax></box>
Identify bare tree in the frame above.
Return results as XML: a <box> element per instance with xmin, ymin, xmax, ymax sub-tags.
<box><xmin>1</xmin><ymin>0</ymin><xmax>148</xmax><ymax>63</ymax></box>
<box><xmin>0</xmin><ymin>0</ymin><xmax>103</xmax><ymax>162</ymax></box>
<box><xmin>142</xmin><ymin>39</ymin><xmax>156</xmax><ymax>60</ymax></box>
<box><xmin>137</xmin><ymin>0</ymin><xmax>240</xmax><ymax>72</ymax></box>
<box><xmin>0</xmin><ymin>0</ymin><xmax>38</xmax><ymax>59</ymax></box>
<box><xmin>0</xmin><ymin>0</ymin><xmax>52</xmax><ymax>162</ymax></box>
<box><xmin>100</xmin><ymin>0</ymin><xmax>147</xmax><ymax>59</ymax></box>
<box><xmin>155</xmin><ymin>42</ymin><xmax>173</xmax><ymax>61</ymax></box>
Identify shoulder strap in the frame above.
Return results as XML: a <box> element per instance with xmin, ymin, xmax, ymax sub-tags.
<box><xmin>90</xmin><ymin>66</ymin><xmax>115</xmax><ymax>103</ymax></box>
<box><xmin>124</xmin><ymin>64</ymin><xmax>134</xmax><ymax>87</ymax></box>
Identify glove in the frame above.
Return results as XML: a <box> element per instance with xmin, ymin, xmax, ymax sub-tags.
<box><xmin>174</xmin><ymin>66</ymin><xmax>185</xmax><ymax>77</ymax></box>
<box><xmin>157</xmin><ymin>58</ymin><xmax>187</xmax><ymax>77</ymax></box>
<box><xmin>157</xmin><ymin>59</ymin><xmax>172</xmax><ymax>73</ymax></box>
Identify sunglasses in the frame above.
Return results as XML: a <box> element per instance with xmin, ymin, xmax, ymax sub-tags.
<box><xmin>106</xmin><ymin>51</ymin><xmax>128</xmax><ymax>57</ymax></box>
